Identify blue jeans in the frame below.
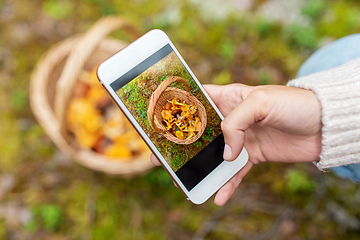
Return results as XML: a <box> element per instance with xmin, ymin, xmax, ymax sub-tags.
<box><xmin>296</xmin><ymin>34</ymin><xmax>360</xmax><ymax>183</ymax></box>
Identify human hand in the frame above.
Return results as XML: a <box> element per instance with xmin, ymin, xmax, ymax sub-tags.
<box><xmin>151</xmin><ymin>84</ymin><xmax>322</xmax><ymax>206</ymax></box>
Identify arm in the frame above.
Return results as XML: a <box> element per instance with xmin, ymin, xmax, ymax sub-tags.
<box><xmin>287</xmin><ymin>57</ymin><xmax>360</xmax><ymax>170</ymax></box>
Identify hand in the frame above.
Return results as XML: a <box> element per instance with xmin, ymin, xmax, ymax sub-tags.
<box><xmin>151</xmin><ymin>84</ymin><xmax>322</xmax><ymax>206</ymax></box>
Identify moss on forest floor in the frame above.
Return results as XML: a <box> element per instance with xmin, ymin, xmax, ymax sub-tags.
<box><xmin>0</xmin><ymin>0</ymin><xmax>360</xmax><ymax>239</ymax></box>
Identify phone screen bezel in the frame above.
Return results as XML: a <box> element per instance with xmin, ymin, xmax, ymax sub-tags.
<box><xmin>97</xmin><ymin>29</ymin><xmax>248</xmax><ymax>204</ymax></box>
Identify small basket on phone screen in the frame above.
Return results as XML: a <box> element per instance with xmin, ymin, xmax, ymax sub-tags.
<box><xmin>148</xmin><ymin>76</ymin><xmax>207</xmax><ymax>144</ymax></box>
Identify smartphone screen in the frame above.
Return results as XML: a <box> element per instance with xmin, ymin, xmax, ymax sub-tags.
<box><xmin>110</xmin><ymin>44</ymin><xmax>224</xmax><ymax>191</ymax></box>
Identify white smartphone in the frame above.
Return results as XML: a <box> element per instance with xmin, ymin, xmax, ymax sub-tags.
<box><xmin>97</xmin><ymin>29</ymin><xmax>248</xmax><ymax>204</ymax></box>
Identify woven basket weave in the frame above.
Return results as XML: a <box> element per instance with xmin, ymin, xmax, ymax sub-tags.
<box><xmin>147</xmin><ymin>76</ymin><xmax>207</xmax><ymax>145</ymax></box>
<box><xmin>30</xmin><ymin>16</ymin><xmax>153</xmax><ymax>177</ymax></box>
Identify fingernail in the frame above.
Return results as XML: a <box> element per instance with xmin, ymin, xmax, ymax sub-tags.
<box><xmin>223</xmin><ymin>144</ymin><xmax>232</xmax><ymax>160</ymax></box>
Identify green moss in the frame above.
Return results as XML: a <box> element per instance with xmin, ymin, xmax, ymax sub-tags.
<box><xmin>201</xmin><ymin>127</ymin><xmax>214</xmax><ymax>141</ymax></box>
<box><xmin>194</xmin><ymin>140</ymin><xmax>203</xmax><ymax>148</ymax></box>
<box><xmin>318</xmin><ymin>2</ymin><xmax>360</xmax><ymax>38</ymax></box>
<box><xmin>220</xmin><ymin>41</ymin><xmax>235</xmax><ymax>65</ymax></box>
<box><xmin>0</xmin><ymin>220</ymin><xmax>6</xmax><ymax>239</ymax></box>
<box><xmin>212</xmin><ymin>70</ymin><xmax>232</xmax><ymax>85</ymax></box>
<box><xmin>283</xmin><ymin>24</ymin><xmax>319</xmax><ymax>50</ymax></box>
<box><xmin>302</xmin><ymin>0</ymin><xmax>326</xmax><ymax>19</ymax></box>
<box><xmin>43</xmin><ymin>0</ymin><xmax>74</xmax><ymax>20</ymax></box>
<box><xmin>144</xmin><ymin>168</ymin><xmax>172</xmax><ymax>186</ymax></box>
<box><xmin>26</xmin><ymin>204</ymin><xmax>63</xmax><ymax>232</ymax></box>
<box><xmin>255</xmin><ymin>19</ymin><xmax>277</xmax><ymax>37</ymax></box>
<box><xmin>10</xmin><ymin>89</ymin><xmax>27</xmax><ymax>112</ymax></box>
<box><xmin>24</xmin><ymin>124</ymin><xmax>54</xmax><ymax>158</ymax></box>
<box><xmin>285</xmin><ymin>169</ymin><xmax>315</xmax><ymax>193</ymax></box>
<box><xmin>0</xmin><ymin>113</ymin><xmax>22</xmax><ymax>173</ymax></box>
<box><xmin>171</xmin><ymin>149</ymin><xmax>184</xmax><ymax>170</ymax></box>
<box><xmin>259</xmin><ymin>72</ymin><xmax>271</xmax><ymax>85</ymax></box>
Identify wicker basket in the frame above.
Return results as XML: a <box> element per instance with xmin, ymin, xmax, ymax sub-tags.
<box><xmin>147</xmin><ymin>76</ymin><xmax>207</xmax><ymax>145</ymax></box>
<box><xmin>30</xmin><ymin>16</ymin><xmax>154</xmax><ymax>177</ymax></box>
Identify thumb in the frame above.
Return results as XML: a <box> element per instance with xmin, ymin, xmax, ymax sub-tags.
<box><xmin>221</xmin><ymin>90</ymin><xmax>267</xmax><ymax>161</ymax></box>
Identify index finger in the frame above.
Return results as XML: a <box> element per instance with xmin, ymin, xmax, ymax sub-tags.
<box><xmin>150</xmin><ymin>154</ymin><xmax>162</xmax><ymax>166</ymax></box>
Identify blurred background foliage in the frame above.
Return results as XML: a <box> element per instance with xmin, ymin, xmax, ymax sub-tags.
<box><xmin>0</xmin><ymin>0</ymin><xmax>360</xmax><ymax>239</ymax></box>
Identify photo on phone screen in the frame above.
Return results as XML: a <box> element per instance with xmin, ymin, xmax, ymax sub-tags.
<box><xmin>110</xmin><ymin>44</ymin><xmax>225</xmax><ymax>191</ymax></box>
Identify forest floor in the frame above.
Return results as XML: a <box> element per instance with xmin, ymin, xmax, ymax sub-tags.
<box><xmin>0</xmin><ymin>0</ymin><xmax>360</xmax><ymax>239</ymax></box>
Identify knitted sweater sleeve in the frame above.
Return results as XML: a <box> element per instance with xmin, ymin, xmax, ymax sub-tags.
<box><xmin>287</xmin><ymin>57</ymin><xmax>360</xmax><ymax>171</ymax></box>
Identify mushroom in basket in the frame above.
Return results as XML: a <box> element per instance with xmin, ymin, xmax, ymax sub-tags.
<box><xmin>161</xmin><ymin>97</ymin><xmax>202</xmax><ymax>140</ymax></box>
<box><xmin>148</xmin><ymin>76</ymin><xmax>207</xmax><ymax>145</ymax></box>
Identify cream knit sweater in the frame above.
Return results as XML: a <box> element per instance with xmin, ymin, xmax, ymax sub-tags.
<box><xmin>287</xmin><ymin>57</ymin><xmax>360</xmax><ymax>171</ymax></box>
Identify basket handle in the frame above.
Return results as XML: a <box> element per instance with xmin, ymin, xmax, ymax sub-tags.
<box><xmin>54</xmin><ymin>16</ymin><xmax>140</xmax><ymax>132</ymax></box>
<box><xmin>148</xmin><ymin>76</ymin><xmax>190</xmax><ymax>132</ymax></box>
